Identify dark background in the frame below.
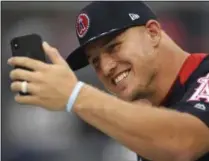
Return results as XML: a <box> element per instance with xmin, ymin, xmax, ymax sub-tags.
<box><xmin>2</xmin><ymin>2</ymin><xmax>209</xmax><ymax>161</ymax></box>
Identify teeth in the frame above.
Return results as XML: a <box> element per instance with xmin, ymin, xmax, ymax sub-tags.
<box><xmin>114</xmin><ymin>71</ymin><xmax>130</xmax><ymax>84</ymax></box>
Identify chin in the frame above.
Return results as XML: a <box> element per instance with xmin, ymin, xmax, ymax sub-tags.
<box><xmin>118</xmin><ymin>95</ymin><xmax>130</xmax><ymax>102</ymax></box>
<box><xmin>117</xmin><ymin>90</ymin><xmax>135</xmax><ymax>102</ymax></box>
<box><xmin>122</xmin><ymin>87</ymin><xmax>151</xmax><ymax>102</ymax></box>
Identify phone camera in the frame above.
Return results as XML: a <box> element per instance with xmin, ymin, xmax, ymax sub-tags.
<box><xmin>13</xmin><ymin>39</ymin><xmax>19</xmax><ymax>49</ymax></box>
<box><xmin>14</xmin><ymin>43</ymin><xmax>19</xmax><ymax>49</ymax></box>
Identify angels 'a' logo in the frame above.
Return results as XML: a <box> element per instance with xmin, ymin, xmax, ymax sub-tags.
<box><xmin>76</xmin><ymin>13</ymin><xmax>90</xmax><ymax>38</ymax></box>
<box><xmin>188</xmin><ymin>73</ymin><xmax>209</xmax><ymax>103</ymax></box>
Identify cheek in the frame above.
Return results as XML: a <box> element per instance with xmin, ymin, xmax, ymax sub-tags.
<box><xmin>133</xmin><ymin>55</ymin><xmax>157</xmax><ymax>81</ymax></box>
<box><xmin>97</xmin><ymin>74</ymin><xmax>112</xmax><ymax>89</ymax></box>
<box><xmin>135</xmin><ymin>35</ymin><xmax>154</xmax><ymax>57</ymax></box>
<box><xmin>127</xmin><ymin>52</ymin><xmax>157</xmax><ymax>88</ymax></box>
<box><xmin>128</xmin><ymin>42</ymin><xmax>156</xmax><ymax>71</ymax></box>
<box><xmin>119</xmin><ymin>40</ymin><xmax>152</xmax><ymax>63</ymax></box>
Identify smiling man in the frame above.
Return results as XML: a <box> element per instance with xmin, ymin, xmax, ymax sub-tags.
<box><xmin>8</xmin><ymin>2</ymin><xmax>209</xmax><ymax>161</ymax></box>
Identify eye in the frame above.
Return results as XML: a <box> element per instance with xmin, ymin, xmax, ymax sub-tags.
<box><xmin>107</xmin><ymin>42</ymin><xmax>121</xmax><ymax>54</ymax></box>
<box><xmin>91</xmin><ymin>56</ymin><xmax>100</xmax><ymax>69</ymax></box>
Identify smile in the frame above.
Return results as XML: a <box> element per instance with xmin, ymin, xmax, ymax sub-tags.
<box><xmin>113</xmin><ymin>69</ymin><xmax>131</xmax><ymax>85</ymax></box>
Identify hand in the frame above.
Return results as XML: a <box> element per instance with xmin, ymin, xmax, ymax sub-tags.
<box><xmin>8</xmin><ymin>42</ymin><xmax>78</xmax><ymax>111</ymax></box>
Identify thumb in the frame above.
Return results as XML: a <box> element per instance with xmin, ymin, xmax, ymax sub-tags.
<box><xmin>43</xmin><ymin>41</ymin><xmax>68</xmax><ymax>67</ymax></box>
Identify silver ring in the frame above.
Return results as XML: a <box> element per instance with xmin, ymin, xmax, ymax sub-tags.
<box><xmin>21</xmin><ymin>81</ymin><xmax>28</xmax><ymax>93</ymax></box>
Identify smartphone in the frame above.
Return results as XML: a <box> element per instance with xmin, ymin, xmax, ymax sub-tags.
<box><xmin>10</xmin><ymin>33</ymin><xmax>46</xmax><ymax>64</ymax></box>
<box><xmin>10</xmin><ymin>33</ymin><xmax>46</xmax><ymax>95</ymax></box>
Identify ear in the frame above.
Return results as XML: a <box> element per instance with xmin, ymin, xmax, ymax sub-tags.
<box><xmin>145</xmin><ymin>20</ymin><xmax>162</xmax><ymax>47</ymax></box>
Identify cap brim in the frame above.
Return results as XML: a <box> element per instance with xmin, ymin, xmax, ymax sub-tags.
<box><xmin>66</xmin><ymin>45</ymin><xmax>89</xmax><ymax>71</ymax></box>
<box><xmin>66</xmin><ymin>26</ymin><xmax>134</xmax><ymax>71</ymax></box>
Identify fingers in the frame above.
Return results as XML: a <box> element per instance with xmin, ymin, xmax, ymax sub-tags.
<box><xmin>43</xmin><ymin>41</ymin><xmax>68</xmax><ymax>67</ymax></box>
<box><xmin>10</xmin><ymin>81</ymin><xmax>39</xmax><ymax>94</ymax></box>
<box><xmin>9</xmin><ymin>68</ymin><xmax>40</xmax><ymax>82</ymax></box>
<box><xmin>8</xmin><ymin>56</ymin><xmax>48</xmax><ymax>71</ymax></box>
<box><xmin>14</xmin><ymin>94</ymin><xmax>40</xmax><ymax>106</ymax></box>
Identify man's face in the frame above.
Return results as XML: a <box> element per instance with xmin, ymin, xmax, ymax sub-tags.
<box><xmin>85</xmin><ymin>25</ymin><xmax>160</xmax><ymax>102</ymax></box>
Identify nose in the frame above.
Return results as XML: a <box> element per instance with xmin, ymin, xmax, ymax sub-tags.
<box><xmin>100</xmin><ymin>53</ymin><xmax>117</xmax><ymax>77</ymax></box>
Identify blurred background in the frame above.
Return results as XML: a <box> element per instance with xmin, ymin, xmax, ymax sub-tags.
<box><xmin>2</xmin><ymin>1</ymin><xmax>209</xmax><ymax>161</ymax></box>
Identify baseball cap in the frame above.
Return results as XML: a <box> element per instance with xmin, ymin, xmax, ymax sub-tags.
<box><xmin>66</xmin><ymin>1</ymin><xmax>157</xmax><ymax>71</ymax></box>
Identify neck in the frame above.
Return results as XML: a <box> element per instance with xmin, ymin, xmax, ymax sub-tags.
<box><xmin>152</xmin><ymin>32</ymin><xmax>190</xmax><ymax>106</ymax></box>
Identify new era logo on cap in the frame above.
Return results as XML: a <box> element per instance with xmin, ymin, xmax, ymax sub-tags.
<box><xmin>76</xmin><ymin>13</ymin><xmax>90</xmax><ymax>38</ymax></box>
<box><xmin>194</xmin><ymin>103</ymin><xmax>206</xmax><ymax>111</ymax></box>
<box><xmin>129</xmin><ymin>13</ymin><xmax>140</xmax><ymax>21</ymax></box>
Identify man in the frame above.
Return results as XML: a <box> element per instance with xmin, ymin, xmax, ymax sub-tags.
<box><xmin>8</xmin><ymin>2</ymin><xmax>209</xmax><ymax>161</ymax></box>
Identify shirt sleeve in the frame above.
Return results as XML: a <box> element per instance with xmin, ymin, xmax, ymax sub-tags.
<box><xmin>172</xmin><ymin>73</ymin><xmax>209</xmax><ymax>127</ymax></box>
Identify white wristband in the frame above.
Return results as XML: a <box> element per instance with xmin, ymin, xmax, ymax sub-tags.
<box><xmin>66</xmin><ymin>81</ymin><xmax>84</xmax><ymax>112</ymax></box>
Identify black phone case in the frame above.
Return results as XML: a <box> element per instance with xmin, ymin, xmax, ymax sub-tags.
<box><xmin>10</xmin><ymin>33</ymin><xmax>46</xmax><ymax>63</ymax></box>
<box><xmin>10</xmin><ymin>33</ymin><xmax>46</xmax><ymax>95</ymax></box>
